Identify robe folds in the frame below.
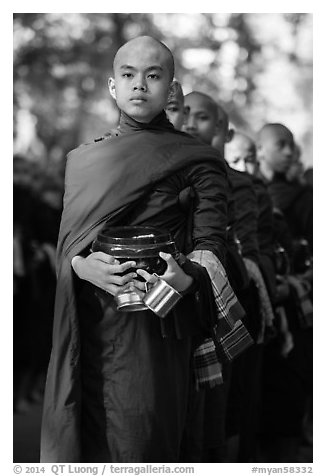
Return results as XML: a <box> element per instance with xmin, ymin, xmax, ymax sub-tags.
<box><xmin>40</xmin><ymin>112</ymin><xmax>230</xmax><ymax>462</ymax></box>
<box><xmin>226</xmin><ymin>166</ymin><xmax>260</xmax><ymax>264</ymax></box>
<box><xmin>250</xmin><ymin>175</ymin><xmax>276</xmax><ymax>302</ymax></box>
<box><xmin>268</xmin><ymin>173</ymin><xmax>313</xmax><ymax>252</ymax></box>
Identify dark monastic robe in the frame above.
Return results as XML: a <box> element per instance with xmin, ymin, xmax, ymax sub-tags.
<box><xmin>259</xmin><ymin>176</ymin><xmax>313</xmax><ymax>446</ymax></box>
<box><xmin>250</xmin><ymin>175</ymin><xmax>276</xmax><ymax>301</ymax></box>
<box><xmin>40</xmin><ymin>112</ymin><xmax>229</xmax><ymax>463</ymax></box>
<box><xmin>223</xmin><ymin>167</ymin><xmax>263</xmax><ymax>461</ymax></box>
<box><xmin>268</xmin><ymin>173</ymin><xmax>313</xmax><ymax>253</ymax></box>
<box><xmin>223</xmin><ymin>167</ymin><xmax>250</xmax><ymax>295</ymax></box>
<box><xmin>226</xmin><ymin>166</ymin><xmax>260</xmax><ymax>264</ymax></box>
<box><xmin>251</xmin><ymin>176</ymin><xmax>274</xmax><ymax>261</ymax></box>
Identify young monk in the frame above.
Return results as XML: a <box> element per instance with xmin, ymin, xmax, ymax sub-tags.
<box><xmin>256</xmin><ymin>124</ymin><xmax>313</xmax><ymax>461</ymax></box>
<box><xmin>182</xmin><ymin>91</ymin><xmax>254</xmax><ymax>463</ymax></box>
<box><xmin>224</xmin><ymin>130</ymin><xmax>259</xmax><ymax>175</ymax></box>
<box><xmin>257</xmin><ymin>123</ymin><xmax>312</xmax><ymax>252</ymax></box>
<box><xmin>183</xmin><ymin>92</ymin><xmax>275</xmax><ymax>462</ymax></box>
<box><xmin>40</xmin><ymin>36</ymin><xmax>247</xmax><ymax>463</ymax></box>
<box><xmin>225</xmin><ymin>131</ymin><xmax>277</xmax><ymax>301</ymax></box>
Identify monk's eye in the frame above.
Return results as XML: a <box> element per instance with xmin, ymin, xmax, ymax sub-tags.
<box><xmin>198</xmin><ymin>115</ymin><xmax>209</xmax><ymax>121</ymax></box>
<box><xmin>122</xmin><ymin>73</ymin><xmax>133</xmax><ymax>78</ymax></box>
<box><xmin>277</xmin><ymin>140</ymin><xmax>286</xmax><ymax>149</ymax></box>
<box><xmin>148</xmin><ymin>74</ymin><xmax>160</xmax><ymax>79</ymax></box>
<box><xmin>166</xmin><ymin>106</ymin><xmax>178</xmax><ymax>113</ymax></box>
<box><xmin>245</xmin><ymin>155</ymin><xmax>256</xmax><ymax>163</ymax></box>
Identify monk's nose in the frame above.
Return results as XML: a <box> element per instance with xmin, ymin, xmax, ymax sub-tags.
<box><xmin>133</xmin><ymin>76</ymin><xmax>147</xmax><ymax>92</ymax></box>
<box><xmin>185</xmin><ymin>115</ymin><xmax>196</xmax><ymax>131</ymax></box>
<box><xmin>283</xmin><ymin>144</ymin><xmax>293</xmax><ymax>157</ymax></box>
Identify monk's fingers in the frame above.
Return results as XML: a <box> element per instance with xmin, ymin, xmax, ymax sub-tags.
<box><xmin>136</xmin><ymin>269</ymin><xmax>158</xmax><ymax>284</ymax></box>
<box><xmin>105</xmin><ymin>280</ymin><xmax>146</xmax><ymax>298</ymax></box>
<box><xmin>105</xmin><ymin>283</ymin><xmax>121</xmax><ymax>297</ymax></box>
<box><xmin>108</xmin><ymin>260</ymin><xmax>137</xmax><ymax>274</ymax></box>
<box><xmin>132</xmin><ymin>279</ymin><xmax>147</xmax><ymax>291</ymax></box>
<box><xmin>159</xmin><ymin>252</ymin><xmax>178</xmax><ymax>271</ymax></box>
<box><xmin>107</xmin><ymin>272</ymin><xmax>137</xmax><ymax>286</ymax></box>
<box><xmin>129</xmin><ymin>280</ymin><xmax>146</xmax><ymax>298</ymax></box>
<box><xmin>90</xmin><ymin>251</ymin><xmax>120</xmax><ymax>265</ymax></box>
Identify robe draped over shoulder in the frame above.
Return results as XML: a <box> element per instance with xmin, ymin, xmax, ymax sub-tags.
<box><xmin>41</xmin><ymin>112</ymin><xmax>229</xmax><ymax>462</ymax></box>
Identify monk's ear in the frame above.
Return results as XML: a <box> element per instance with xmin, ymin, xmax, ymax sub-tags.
<box><xmin>108</xmin><ymin>77</ymin><xmax>116</xmax><ymax>100</ymax></box>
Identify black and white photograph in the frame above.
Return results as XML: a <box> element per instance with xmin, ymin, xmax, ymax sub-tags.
<box><xmin>12</xmin><ymin>10</ymin><xmax>314</xmax><ymax>472</ymax></box>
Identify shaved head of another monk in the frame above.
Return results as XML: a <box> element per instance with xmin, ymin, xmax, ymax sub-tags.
<box><xmin>109</xmin><ymin>36</ymin><xmax>176</xmax><ymax>123</ymax></box>
<box><xmin>257</xmin><ymin>123</ymin><xmax>295</xmax><ymax>174</ymax></box>
<box><xmin>225</xmin><ymin>131</ymin><xmax>258</xmax><ymax>174</ymax></box>
<box><xmin>183</xmin><ymin>92</ymin><xmax>219</xmax><ymax>145</ymax></box>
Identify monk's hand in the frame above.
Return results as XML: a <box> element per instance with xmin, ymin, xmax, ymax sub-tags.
<box><xmin>71</xmin><ymin>252</ymin><xmax>137</xmax><ymax>296</ymax></box>
<box><xmin>135</xmin><ymin>252</ymin><xmax>193</xmax><ymax>293</ymax></box>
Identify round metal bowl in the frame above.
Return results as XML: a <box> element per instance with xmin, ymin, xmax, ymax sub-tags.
<box><xmin>91</xmin><ymin>225</ymin><xmax>177</xmax><ymax>311</ymax></box>
<box><xmin>92</xmin><ymin>225</ymin><xmax>177</xmax><ymax>276</ymax></box>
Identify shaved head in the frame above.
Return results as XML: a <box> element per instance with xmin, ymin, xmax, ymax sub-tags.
<box><xmin>225</xmin><ymin>131</ymin><xmax>257</xmax><ymax>173</ymax></box>
<box><xmin>258</xmin><ymin>123</ymin><xmax>294</xmax><ymax>145</ymax></box>
<box><xmin>183</xmin><ymin>91</ymin><xmax>220</xmax><ymax>144</ymax></box>
<box><xmin>231</xmin><ymin>131</ymin><xmax>255</xmax><ymax>150</ymax></box>
<box><xmin>257</xmin><ymin>123</ymin><xmax>295</xmax><ymax>177</ymax></box>
<box><xmin>109</xmin><ymin>36</ymin><xmax>175</xmax><ymax>123</ymax></box>
<box><xmin>184</xmin><ymin>91</ymin><xmax>218</xmax><ymax>120</ymax></box>
<box><xmin>113</xmin><ymin>36</ymin><xmax>175</xmax><ymax>81</ymax></box>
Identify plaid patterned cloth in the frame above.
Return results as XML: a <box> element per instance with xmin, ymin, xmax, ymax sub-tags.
<box><xmin>193</xmin><ymin>339</ymin><xmax>224</xmax><ymax>388</ymax></box>
<box><xmin>188</xmin><ymin>250</ymin><xmax>253</xmax><ymax>388</ymax></box>
<box><xmin>287</xmin><ymin>275</ymin><xmax>313</xmax><ymax>329</ymax></box>
<box><xmin>244</xmin><ymin>257</ymin><xmax>275</xmax><ymax>343</ymax></box>
<box><xmin>188</xmin><ymin>250</ymin><xmax>246</xmax><ymax>327</ymax></box>
<box><xmin>214</xmin><ymin>319</ymin><xmax>254</xmax><ymax>361</ymax></box>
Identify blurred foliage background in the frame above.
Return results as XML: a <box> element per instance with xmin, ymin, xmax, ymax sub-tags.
<box><xmin>13</xmin><ymin>13</ymin><xmax>313</xmax><ymax>187</ymax></box>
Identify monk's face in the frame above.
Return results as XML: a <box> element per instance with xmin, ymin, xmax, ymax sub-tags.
<box><xmin>165</xmin><ymin>86</ymin><xmax>185</xmax><ymax>130</ymax></box>
<box><xmin>258</xmin><ymin>126</ymin><xmax>294</xmax><ymax>174</ymax></box>
<box><xmin>109</xmin><ymin>38</ymin><xmax>173</xmax><ymax>123</ymax></box>
<box><xmin>183</xmin><ymin>94</ymin><xmax>218</xmax><ymax>145</ymax></box>
<box><xmin>225</xmin><ymin>135</ymin><xmax>257</xmax><ymax>174</ymax></box>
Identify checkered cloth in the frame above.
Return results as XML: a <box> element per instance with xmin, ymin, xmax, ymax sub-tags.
<box><xmin>243</xmin><ymin>257</ymin><xmax>276</xmax><ymax>343</ymax></box>
<box><xmin>193</xmin><ymin>339</ymin><xmax>224</xmax><ymax>388</ymax></box>
<box><xmin>188</xmin><ymin>250</ymin><xmax>253</xmax><ymax>388</ymax></box>
<box><xmin>287</xmin><ymin>275</ymin><xmax>313</xmax><ymax>329</ymax></box>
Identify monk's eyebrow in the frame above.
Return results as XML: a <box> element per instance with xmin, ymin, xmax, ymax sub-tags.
<box><xmin>146</xmin><ymin>65</ymin><xmax>164</xmax><ymax>72</ymax></box>
<box><xmin>190</xmin><ymin>109</ymin><xmax>211</xmax><ymax>115</ymax></box>
<box><xmin>119</xmin><ymin>65</ymin><xmax>135</xmax><ymax>70</ymax></box>
<box><xmin>119</xmin><ymin>65</ymin><xmax>164</xmax><ymax>73</ymax></box>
